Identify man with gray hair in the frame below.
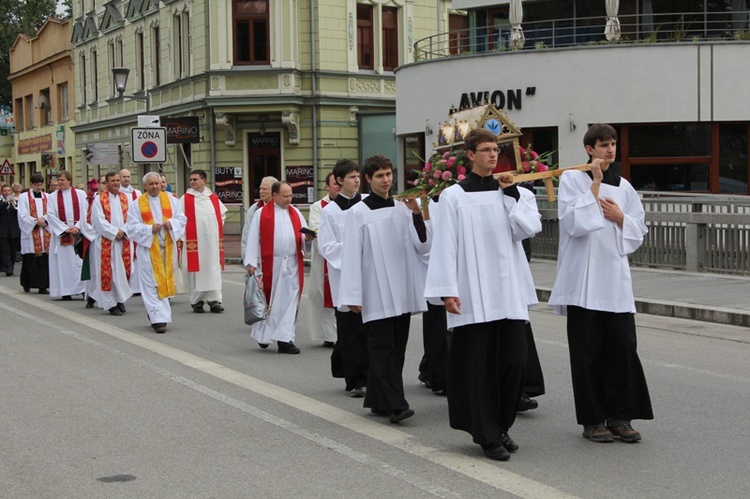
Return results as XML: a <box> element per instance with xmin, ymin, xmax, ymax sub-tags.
<box><xmin>126</xmin><ymin>172</ymin><xmax>186</xmax><ymax>333</ymax></box>
<box><xmin>241</xmin><ymin>176</ymin><xmax>278</xmax><ymax>257</ymax></box>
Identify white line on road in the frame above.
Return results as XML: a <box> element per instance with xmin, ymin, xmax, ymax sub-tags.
<box><xmin>1</xmin><ymin>286</ymin><xmax>577</xmax><ymax>499</ymax></box>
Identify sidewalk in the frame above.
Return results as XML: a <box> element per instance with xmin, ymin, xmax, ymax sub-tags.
<box><xmin>223</xmin><ymin>234</ymin><xmax>750</xmax><ymax>327</ymax></box>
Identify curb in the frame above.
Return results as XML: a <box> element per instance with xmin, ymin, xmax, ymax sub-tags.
<box><xmin>535</xmin><ymin>288</ymin><xmax>750</xmax><ymax>328</ymax></box>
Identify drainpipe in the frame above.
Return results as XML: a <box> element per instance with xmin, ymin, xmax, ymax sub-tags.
<box><xmin>310</xmin><ymin>0</ymin><xmax>319</xmax><ymax>198</ymax></box>
<box><xmin>437</xmin><ymin>0</ymin><xmax>441</xmax><ymax>34</ymax></box>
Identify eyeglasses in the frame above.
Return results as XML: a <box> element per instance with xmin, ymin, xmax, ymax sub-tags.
<box><xmin>476</xmin><ymin>148</ymin><xmax>500</xmax><ymax>154</ymax></box>
<box><xmin>189</xmin><ymin>178</ymin><xmax>201</xmax><ymax>182</ymax></box>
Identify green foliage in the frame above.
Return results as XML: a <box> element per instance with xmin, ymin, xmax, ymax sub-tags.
<box><xmin>0</xmin><ymin>0</ymin><xmax>58</xmax><ymax>107</ymax></box>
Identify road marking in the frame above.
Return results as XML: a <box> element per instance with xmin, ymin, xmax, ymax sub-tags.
<box><xmin>0</xmin><ymin>287</ymin><xmax>577</xmax><ymax>498</ymax></box>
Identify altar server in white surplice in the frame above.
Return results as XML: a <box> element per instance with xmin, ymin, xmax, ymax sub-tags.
<box><xmin>424</xmin><ymin>129</ymin><xmax>542</xmax><ymax>462</ymax></box>
<box><xmin>46</xmin><ymin>171</ymin><xmax>88</xmax><ymax>300</ymax></box>
<box><xmin>180</xmin><ymin>169</ymin><xmax>227</xmax><ymax>314</ymax></box>
<box><xmin>17</xmin><ymin>173</ymin><xmax>51</xmax><ymax>294</ymax></box>
<box><xmin>126</xmin><ymin>172</ymin><xmax>187</xmax><ymax>334</ymax></box>
<box><xmin>119</xmin><ymin>168</ymin><xmax>142</xmax><ymax>294</ymax></box>
<box><xmin>90</xmin><ymin>172</ymin><xmax>133</xmax><ymax>316</ymax></box>
<box><xmin>299</xmin><ymin>171</ymin><xmax>338</xmax><ymax>346</ymax></box>
<box><xmin>339</xmin><ymin>155</ymin><xmax>430</xmax><ymax>424</ymax></box>
<box><xmin>245</xmin><ymin>181</ymin><xmax>310</xmax><ymax>355</ymax></box>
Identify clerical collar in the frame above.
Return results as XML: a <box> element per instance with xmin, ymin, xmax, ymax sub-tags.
<box><xmin>362</xmin><ymin>193</ymin><xmax>393</xmax><ymax>210</ymax></box>
<box><xmin>334</xmin><ymin>192</ymin><xmax>362</xmax><ymax>211</ymax></box>
<box><xmin>33</xmin><ymin>191</ymin><xmax>42</xmax><ymax>198</ymax></box>
<box><xmin>586</xmin><ymin>167</ymin><xmax>621</xmax><ymax>187</ymax></box>
<box><xmin>459</xmin><ymin>171</ymin><xmax>498</xmax><ymax>192</ymax></box>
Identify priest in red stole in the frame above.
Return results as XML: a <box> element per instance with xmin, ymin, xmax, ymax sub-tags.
<box><xmin>126</xmin><ymin>172</ymin><xmax>187</xmax><ymax>334</ymax></box>
<box><xmin>180</xmin><ymin>169</ymin><xmax>227</xmax><ymax>313</ymax></box>
<box><xmin>244</xmin><ymin>181</ymin><xmax>311</xmax><ymax>354</ymax></box>
<box><xmin>90</xmin><ymin>172</ymin><xmax>133</xmax><ymax>315</ymax></box>
<box><xmin>46</xmin><ymin>171</ymin><xmax>88</xmax><ymax>300</ymax></box>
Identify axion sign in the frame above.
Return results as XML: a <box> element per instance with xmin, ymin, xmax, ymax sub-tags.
<box><xmin>131</xmin><ymin>127</ymin><xmax>167</xmax><ymax>163</ymax></box>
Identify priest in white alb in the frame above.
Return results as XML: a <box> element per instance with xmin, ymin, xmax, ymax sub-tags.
<box><xmin>180</xmin><ymin>169</ymin><xmax>227</xmax><ymax>313</ymax></box>
<box><xmin>126</xmin><ymin>172</ymin><xmax>186</xmax><ymax>334</ymax></box>
<box><xmin>244</xmin><ymin>181</ymin><xmax>310</xmax><ymax>354</ymax></box>
<box><xmin>46</xmin><ymin>170</ymin><xmax>88</xmax><ymax>300</ymax></box>
<box><xmin>90</xmin><ymin>172</ymin><xmax>133</xmax><ymax>316</ymax></box>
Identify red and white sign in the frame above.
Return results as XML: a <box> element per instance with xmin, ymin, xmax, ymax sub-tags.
<box><xmin>0</xmin><ymin>159</ymin><xmax>15</xmax><ymax>175</ymax></box>
<box><xmin>130</xmin><ymin>127</ymin><xmax>167</xmax><ymax>163</ymax></box>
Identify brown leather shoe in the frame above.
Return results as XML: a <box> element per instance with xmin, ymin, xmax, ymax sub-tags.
<box><xmin>607</xmin><ymin>422</ymin><xmax>642</xmax><ymax>443</ymax></box>
<box><xmin>582</xmin><ymin>424</ymin><xmax>614</xmax><ymax>443</ymax></box>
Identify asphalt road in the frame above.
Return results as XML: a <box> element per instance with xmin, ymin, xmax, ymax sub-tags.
<box><xmin>0</xmin><ymin>267</ymin><xmax>748</xmax><ymax>498</ymax></box>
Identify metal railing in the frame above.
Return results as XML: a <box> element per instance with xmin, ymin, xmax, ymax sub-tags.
<box><xmin>534</xmin><ymin>193</ymin><xmax>750</xmax><ymax>276</ymax></box>
<box><xmin>414</xmin><ymin>11</ymin><xmax>750</xmax><ymax>62</ymax></box>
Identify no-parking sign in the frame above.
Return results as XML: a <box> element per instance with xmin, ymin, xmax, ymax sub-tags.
<box><xmin>131</xmin><ymin>127</ymin><xmax>167</xmax><ymax>163</ymax></box>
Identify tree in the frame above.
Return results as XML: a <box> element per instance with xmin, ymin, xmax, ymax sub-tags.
<box><xmin>0</xmin><ymin>0</ymin><xmax>58</xmax><ymax>108</ymax></box>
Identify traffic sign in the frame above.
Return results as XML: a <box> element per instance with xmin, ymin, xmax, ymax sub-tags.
<box><xmin>0</xmin><ymin>159</ymin><xmax>15</xmax><ymax>175</ymax></box>
<box><xmin>131</xmin><ymin>127</ymin><xmax>167</xmax><ymax>163</ymax></box>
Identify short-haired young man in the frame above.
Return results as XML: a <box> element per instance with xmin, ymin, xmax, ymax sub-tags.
<box><xmin>549</xmin><ymin>124</ymin><xmax>653</xmax><ymax>444</ymax></box>
<box><xmin>340</xmin><ymin>155</ymin><xmax>430</xmax><ymax>423</ymax></box>
<box><xmin>424</xmin><ymin>129</ymin><xmax>542</xmax><ymax>461</ymax></box>
<box><xmin>318</xmin><ymin>160</ymin><xmax>369</xmax><ymax>397</ymax></box>
<box><xmin>16</xmin><ymin>173</ymin><xmax>51</xmax><ymax>293</ymax></box>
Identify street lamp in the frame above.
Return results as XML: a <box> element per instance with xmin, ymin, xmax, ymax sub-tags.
<box><xmin>112</xmin><ymin>67</ymin><xmax>150</xmax><ymax>113</ymax></box>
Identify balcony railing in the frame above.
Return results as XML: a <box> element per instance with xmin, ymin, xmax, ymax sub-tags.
<box><xmin>414</xmin><ymin>11</ymin><xmax>750</xmax><ymax>62</ymax></box>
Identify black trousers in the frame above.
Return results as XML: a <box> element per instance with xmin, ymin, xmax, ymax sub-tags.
<box><xmin>448</xmin><ymin>319</ymin><xmax>527</xmax><ymax>447</ymax></box>
<box><xmin>524</xmin><ymin>323</ymin><xmax>546</xmax><ymax>397</ymax></box>
<box><xmin>20</xmin><ymin>253</ymin><xmax>49</xmax><ymax>290</ymax></box>
<box><xmin>332</xmin><ymin>310</ymin><xmax>369</xmax><ymax>391</ymax></box>
<box><xmin>363</xmin><ymin>313</ymin><xmax>410</xmax><ymax>412</ymax></box>
<box><xmin>567</xmin><ymin>306</ymin><xmax>654</xmax><ymax>426</ymax></box>
<box><xmin>0</xmin><ymin>237</ymin><xmax>17</xmax><ymax>273</ymax></box>
<box><xmin>420</xmin><ymin>302</ymin><xmax>449</xmax><ymax>392</ymax></box>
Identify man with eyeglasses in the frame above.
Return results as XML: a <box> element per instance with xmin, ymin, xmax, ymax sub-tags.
<box><xmin>425</xmin><ymin>128</ymin><xmax>541</xmax><ymax>461</ymax></box>
<box><xmin>180</xmin><ymin>169</ymin><xmax>227</xmax><ymax>314</ymax></box>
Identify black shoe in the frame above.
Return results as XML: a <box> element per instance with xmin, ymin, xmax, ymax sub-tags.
<box><xmin>323</xmin><ymin>341</ymin><xmax>335</xmax><ymax>348</ymax></box>
<box><xmin>117</xmin><ymin>302</ymin><xmax>126</xmax><ymax>313</ymax></box>
<box><xmin>5</xmin><ymin>272</ymin><xmax>13</xmax><ymax>277</ymax></box>
<box><xmin>109</xmin><ymin>306</ymin><xmax>123</xmax><ymax>316</ymax></box>
<box><xmin>151</xmin><ymin>323</ymin><xmax>167</xmax><ymax>334</ymax></box>
<box><xmin>500</xmin><ymin>432</ymin><xmax>519</xmax><ymax>453</ymax></box>
<box><xmin>482</xmin><ymin>442</ymin><xmax>511</xmax><ymax>461</ymax></box>
<box><xmin>62</xmin><ymin>295</ymin><xmax>72</xmax><ymax>301</ymax></box>
<box><xmin>518</xmin><ymin>395</ymin><xmax>539</xmax><ymax>412</ymax></box>
<box><xmin>191</xmin><ymin>301</ymin><xmax>205</xmax><ymax>313</ymax></box>
<box><xmin>277</xmin><ymin>341</ymin><xmax>301</xmax><ymax>354</ymax></box>
<box><xmin>209</xmin><ymin>304</ymin><xmax>224</xmax><ymax>313</ymax></box>
<box><xmin>38</xmin><ymin>288</ymin><xmax>49</xmax><ymax>294</ymax></box>
<box><xmin>23</xmin><ymin>286</ymin><xmax>30</xmax><ymax>293</ymax></box>
<box><xmin>389</xmin><ymin>409</ymin><xmax>415</xmax><ymax>424</ymax></box>
<box><xmin>370</xmin><ymin>408</ymin><xmax>389</xmax><ymax>416</ymax></box>
<box><xmin>258</xmin><ymin>342</ymin><xmax>270</xmax><ymax>349</ymax></box>
<box><xmin>85</xmin><ymin>297</ymin><xmax>96</xmax><ymax>308</ymax></box>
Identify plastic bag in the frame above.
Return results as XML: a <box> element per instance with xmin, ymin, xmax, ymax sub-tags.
<box><xmin>244</xmin><ymin>272</ymin><xmax>268</xmax><ymax>325</ymax></box>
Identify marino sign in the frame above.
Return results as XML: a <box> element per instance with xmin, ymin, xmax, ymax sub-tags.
<box><xmin>162</xmin><ymin>117</ymin><xmax>200</xmax><ymax>144</ymax></box>
<box><xmin>458</xmin><ymin>87</ymin><xmax>536</xmax><ymax>111</ymax></box>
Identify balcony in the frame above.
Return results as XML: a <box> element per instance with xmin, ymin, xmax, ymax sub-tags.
<box><xmin>414</xmin><ymin>10</ymin><xmax>750</xmax><ymax>62</ymax></box>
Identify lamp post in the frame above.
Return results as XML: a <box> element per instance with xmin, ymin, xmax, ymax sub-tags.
<box><xmin>112</xmin><ymin>67</ymin><xmax>150</xmax><ymax>113</ymax></box>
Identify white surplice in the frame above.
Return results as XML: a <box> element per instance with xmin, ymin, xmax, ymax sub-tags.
<box><xmin>17</xmin><ymin>191</ymin><xmax>50</xmax><ymax>254</ymax></box>
<box><xmin>424</xmin><ymin>185</ymin><xmax>541</xmax><ymax>330</ymax></box>
<box><xmin>46</xmin><ymin>188</ymin><xmax>88</xmax><ymax>297</ymax></box>
<box><xmin>180</xmin><ymin>188</ymin><xmax>227</xmax><ymax>305</ymax></box>
<box><xmin>317</xmin><ymin>201</ymin><xmax>347</xmax><ymax>310</ymax></box>
<box><xmin>120</xmin><ymin>185</ymin><xmax>143</xmax><ymax>293</ymax></box>
<box><xmin>90</xmin><ymin>193</ymin><xmax>133</xmax><ymax>311</ymax></box>
<box><xmin>548</xmin><ymin>170</ymin><xmax>647</xmax><ymax>314</ymax></box>
<box><xmin>126</xmin><ymin>194</ymin><xmax>187</xmax><ymax>325</ymax></box>
<box><xmin>339</xmin><ymin>201</ymin><xmax>431</xmax><ymax>324</ymax></box>
<box><xmin>244</xmin><ymin>204</ymin><xmax>308</xmax><ymax>344</ymax></box>
<box><xmin>298</xmin><ymin>196</ymin><xmax>336</xmax><ymax>342</ymax></box>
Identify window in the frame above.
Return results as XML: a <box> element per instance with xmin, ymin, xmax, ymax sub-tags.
<box><xmin>25</xmin><ymin>95</ymin><xmax>33</xmax><ymax>129</ymax></box>
<box><xmin>39</xmin><ymin>88</ymin><xmax>51</xmax><ymax>125</ymax></box>
<box><xmin>80</xmin><ymin>53</ymin><xmax>88</xmax><ymax>105</ymax></box>
<box><xmin>449</xmin><ymin>14</ymin><xmax>469</xmax><ymax>55</ymax></box>
<box><xmin>174</xmin><ymin>11</ymin><xmax>191</xmax><ymax>78</ymax></box>
<box><xmin>382</xmin><ymin>7</ymin><xmax>398</xmax><ymax>70</ymax></box>
<box><xmin>136</xmin><ymin>31</ymin><xmax>145</xmax><ymax>90</ymax></box>
<box><xmin>58</xmin><ymin>82</ymin><xmax>69</xmax><ymax>121</ymax></box>
<box><xmin>153</xmin><ymin>26</ymin><xmax>161</xmax><ymax>86</ymax></box>
<box><xmin>233</xmin><ymin>0</ymin><xmax>269</xmax><ymax>65</ymax></box>
<box><xmin>14</xmin><ymin>98</ymin><xmax>23</xmax><ymax>130</ymax></box>
<box><xmin>91</xmin><ymin>49</ymin><xmax>98</xmax><ymax>103</ymax></box>
<box><xmin>357</xmin><ymin>4</ymin><xmax>374</xmax><ymax>69</ymax></box>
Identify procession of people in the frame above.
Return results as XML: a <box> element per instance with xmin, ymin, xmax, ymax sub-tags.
<box><xmin>1</xmin><ymin>122</ymin><xmax>652</xmax><ymax>462</ymax></box>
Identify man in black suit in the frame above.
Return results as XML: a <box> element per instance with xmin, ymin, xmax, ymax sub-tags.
<box><xmin>0</xmin><ymin>183</ymin><xmax>21</xmax><ymax>276</ymax></box>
